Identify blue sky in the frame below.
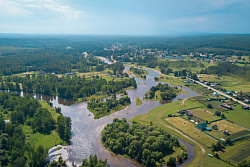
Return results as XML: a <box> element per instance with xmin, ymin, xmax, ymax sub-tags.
<box><xmin>0</xmin><ymin>0</ymin><xmax>249</xmax><ymax>35</ymax></box>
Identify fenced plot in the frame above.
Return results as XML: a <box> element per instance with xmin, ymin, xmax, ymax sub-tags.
<box><xmin>231</xmin><ymin>148</ymin><xmax>250</xmax><ymax>162</ymax></box>
<box><xmin>230</xmin><ymin>130</ymin><xmax>250</xmax><ymax>140</ymax></box>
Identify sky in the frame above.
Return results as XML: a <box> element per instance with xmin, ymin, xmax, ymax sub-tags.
<box><xmin>0</xmin><ymin>0</ymin><xmax>250</xmax><ymax>35</ymax></box>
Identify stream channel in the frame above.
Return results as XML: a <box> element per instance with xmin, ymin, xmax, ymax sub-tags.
<box><xmin>24</xmin><ymin>57</ymin><xmax>198</xmax><ymax>167</ymax></box>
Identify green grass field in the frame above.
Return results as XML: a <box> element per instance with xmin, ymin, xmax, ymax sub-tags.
<box><xmin>223</xmin><ymin>104</ymin><xmax>250</xmax><ymax>128</ymax></box>
<box><xmin>159</xmin><ymin>76</ymin><xmax>184</xmax><ymax>86</ymax></box>
<box><xmin>198</xmin><ymin>74</ymin><xmax>250</xmax><ymax>92</ymax></box>
<box><xmin>165</xmin><ymin>117</ymin><xmax>216</xmax><ymax>147</ymax></box>
<box><xmin>191</xmin><ymin>108</ymin><xmax>220</xmax><ymax>122</ymax></box>
<box><xmin>136</xmin><ymin>97</ymin><xmax>143</xmax><ymax>106</ymax></box>
<box><xmin>22</xmin><ymin>125</ymin><xmax>65</xmax><ymax>149</ymax></box>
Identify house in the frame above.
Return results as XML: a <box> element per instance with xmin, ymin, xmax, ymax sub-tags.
<box><xmin>186</xmin><ymin>112</ymin><xmax>193</xmax><ymax>116</ymax></box>
<box><xmin>177</xmin><ymin>110</ymin><xmax>192</xmax><ymax>116</ymax></box>
<box><xmin>226</xmin><ymin>91</ymin><xmax>231</xmax><ymax>95</ymax></box>
<box><xmin>233</xmin><ymin>94</ymin><xmax>237</xmax><ymax>97</ymax></box>
<box><xmin>242</xmin><ymin>105</ymin><xmax>250</xmax><ymax>110</ymax></box>
<box><xmin>221</xmin><ymin>104</ymin><xmax>233</xmax><ymax>110</ymax></box>
<box><xmin>65</xmin><ymin>72</ymin><xmax>74</xmax><ymax>75</ymax></box>
<box><xmin>198</xmin><ymin>123</ymin><xmax>207</xmax><ymax>130</ymax></box>
<box><xmin>212</xmin><ymin>125</ymin><xmax>218</xmax><ymax>130</ymax></box>
<box><xmin>213</xmin><ymin>92</ymin><xmax>218</xmax><ymax>96</ymax></box>
<box><xmin>4</xmin><ymin>120</ymin><xmax>10</xmax><ymax>124</ymax></box>
<box><xmin>244</xmin><ymin>99</ymin><xmax>250</xmax><ymax>103</ymax></box>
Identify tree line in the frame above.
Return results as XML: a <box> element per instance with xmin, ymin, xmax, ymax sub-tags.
<box><xmin>145</xmin><ymin>83</ymin><xmax>178</xmax><ymax>100</ymax></box>
<box><xmin>0</xmin><ymin>75</ymin><xmax>137</xmax><ymax>101</ymax></box>
<box><xmin>201</xmin><ymin>62</ymin><xmax>250</xmax><ymax>81</ymax></box>
<box><xmin>101</xmin><ymin>118</ymin><xmax>187</xmax><ymax>167</ymax></box>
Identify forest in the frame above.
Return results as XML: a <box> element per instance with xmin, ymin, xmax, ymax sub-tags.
<box><xmin>87</xmin><ymin>96</ymin><xmax>131</xmax><ymax>119</ymax></box>
<box><xmin>101</xmin><ymin>118</ymin><xmax>186</xmax><ymax>167</ymax></box>
<box><xmin>145</xmin><ymin>83</ymin><xmax>178</xmax><ymax>100</ymax></box>
<box><xmin>0</xmin><ymin>92</ymin><xmax>71</xmax><ymax>166</ymax></box>
<box><xmin>0</xmin><ymin>75</ymin><xmax>137</xmax><ymax>101</ymax></box>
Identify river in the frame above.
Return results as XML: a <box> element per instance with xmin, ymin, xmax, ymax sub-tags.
<box><xmin>29</xmin><ymin>57</ymin><xmax>198</xmax><ymax>167</ymax></box>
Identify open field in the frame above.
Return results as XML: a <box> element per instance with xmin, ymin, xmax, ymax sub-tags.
<box><xmin>223</xmin><ymin>103</ymin><xmax>250</xmax><ymax>128</ymax></box>
<box><xmin>210</xmin><ymin>120</ymin><xmax>248</xmax><ymax>134</ymax></box>
<box><xmin>159</xmin><ymin>75</ymin><xmax>184</xmax><ymax>86</ymax></box>
<box><xmin>198</xmin><ymin>74</ymin><xmax>250</xmax><ymax>92</ymax></box>
<box><xmin>78</xmin><ymin>69</ymin><xmax>126</xmax><ymax>81</ymax></box>
<box><xmin>191</xmin><ymin>108</ymin><xmax>220</xmax><ymax>122</ymax></box>
<box><xmin>21</xmin><ymin>125</ymin><xmax>65</xmax><ymax>149</ymax></box>
<box><xmin>186</xmin><ymin>83</ymin><xmax>213</xmax><ymax>95</ymax></box>
<box><xmin>165</xmin><ymin>117</ymin><xmax>216</xmax><ymax>147</ymax></box>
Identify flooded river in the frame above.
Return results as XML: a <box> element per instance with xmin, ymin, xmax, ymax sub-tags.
<box><xmin>25</xmin><ymin>57</ymin><xmax>198</xmax><ymax>166</ymax></box>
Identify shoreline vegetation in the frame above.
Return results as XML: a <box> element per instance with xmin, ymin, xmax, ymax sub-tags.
<box><xmin>128</xmin><ymin>66</ymin><xmax>149</xmax><ymax>79</ymax></box>
<box><xmin>87</xmin><ymin>96</ymin><xmax>131</xmax><ymax>119</ymax></box>
<box><xmin>136</xmin><ymin>97</ymin><xmax>143</xmax><ymax>106</ymax></box>
<box><xmin>144</xmin><ymin>83</ymin><xmax>179</xmax><ymax>101</ymax></box>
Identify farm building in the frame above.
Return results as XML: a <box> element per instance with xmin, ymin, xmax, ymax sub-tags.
<box><xmin>220</xmin><ymin>104</ymin><xmax>233</xmax><ymax>110</ymax></box>
<box><xmin>177</xmin><ymin>110</ymin><xmax>192</xmax><ymax>116</ymax></box>
<box><xmin>198</xmin><ymin>123</ymin><xmax>207</xmax><ymax>130</ymax></box>
<box><xmin>242</xmin><ymin>105</ymin><xmax>250</xmax><ymax>110</ymax></box>
<box><xmin>206</xmin><ymin>127</ymin><xmax>212</xmax><ymax>131</ymax></box>
<box><xmin>213</xmin><ymin>92</ymin><xmax>218</xmax><ymax>96</ymax></box>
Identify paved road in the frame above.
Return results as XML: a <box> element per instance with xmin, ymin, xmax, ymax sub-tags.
<box><xmin>190</xmin><ymin>79</ymin><xmax>250</xmax><ymax>107</ymax></box>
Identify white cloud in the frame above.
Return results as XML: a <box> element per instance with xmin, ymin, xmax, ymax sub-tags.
<box><xmin>0</xmin><ymin>0</ymin><xmax>31</xmax><ymax>16</ymax></box>
<box><xmin>0</xmin><ymin>0</ymin><xmax>86</xmax><ymax>21</ymax></box>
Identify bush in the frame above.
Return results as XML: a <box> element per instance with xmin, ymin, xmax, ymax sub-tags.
<box><xmin>207</xmin><ymin>104</ymin><xmax>213</xmax><ymax>109</ymax></box>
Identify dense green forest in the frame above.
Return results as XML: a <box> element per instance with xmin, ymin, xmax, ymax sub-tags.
<box><xmin>0</xmin><ymin>75</ymin><xmax>137</xmax><ymax>101</ymax></box>
<box><xmin>88</xmin><ymin>96</ymin><xmax>131</xmax><ymax>119</ymax></box>
<box><xmin>0</xmin><ymin>52</ymin><xmax>104</xmax><ymax>75</ymax></box>
<box><xmin>145</xmin><ymin>83</ymin><xmax>178</xmax><ymax>100</ymax></box>
<box><xmin>101</xmin><ymin>118</ymin><xmax>186</xmax><ymax>167</ymax></box>
<box><xmin>201</xmin><ymin>63</ymin><xmax>250</xmax><ymax>81</ymax></box>
<box><xmin>0</xmin><ymin>92</ymin><xmax>71</xmax><ymax>166</ymax></box>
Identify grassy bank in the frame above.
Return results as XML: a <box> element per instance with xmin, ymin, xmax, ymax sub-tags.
<box><xmin>136</xmin><ymin>97</ymin><xmax>143</xmax><ymax>106</ymax></box>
